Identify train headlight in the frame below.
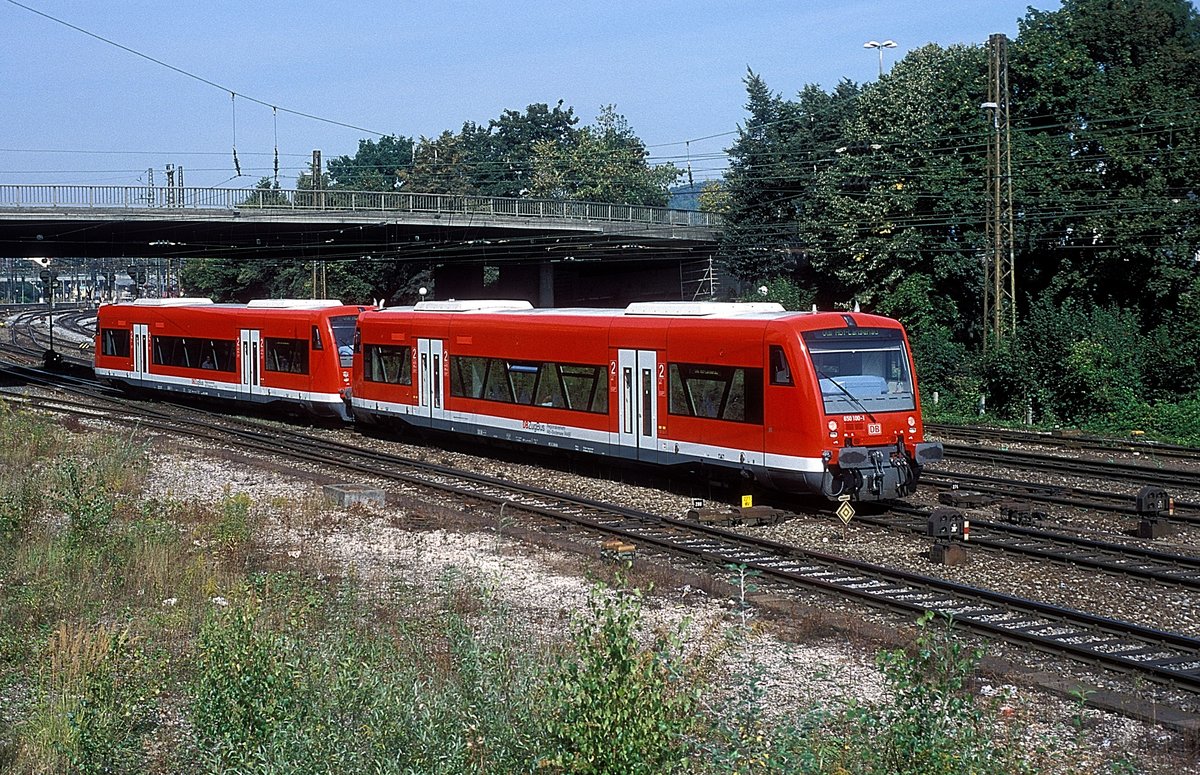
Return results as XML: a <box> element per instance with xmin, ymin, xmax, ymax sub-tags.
<box><xmin>827</xmin><ymin>420</ymin><xmax>838</xmax><ymax>431</ymax></box>
<box><xmin>907</xmin><ymin>416</ymin><xmax>916</xmax><ymax>427</ymax></box>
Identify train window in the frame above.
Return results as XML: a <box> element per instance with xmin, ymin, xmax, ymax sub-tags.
<box><xmin>482</xmin><ymin>360</ymin><xmax>515</xmax><ymax>403</ymax></box>
<box><xmin>507</xmin><ymin>361</ymin><xmax>539</xmax><ymax>404</ymax></box>
<box><xmin>533</xmin><ymin>363</ymin><xmax>567</xmax><ymax>408</ymax></box>
<box><xmin>330</xmin><ymin>315</ymin><xmax>357</xmax><ymax>367</ymax></box>
<box><xmin>668</xmin><ymin>363</ymin><xmax>764</xmax><ymax>424</ymax></box>
<box><xmin>364</xmin><ymin>344</ymin><xmax>412</xmax><ymax>385</ymax></box>
<box><xmin>450</xmin><ymin>356</ymin><xmax>488</xmax><ymax>399</ymax></box>
<box><xmin>311</xmin><ymin>325</ymin><xmax>324</xmax><ymax>350</ymax></box>
<box><xmin>561</xmin><ymin>364</ymin><xmax>608</xmax><ymax>413</ymax></box>
<box><xmin>769</xmin><ymin>345</ymin><xmax>794</xmax><ymax>386</ymax></box>
<box><xmin>263</xmin><ymin>338</ymin><xmax>309</xmax><ymax>375</ymax></box>
<box><xmin>802</xmin><ymin>327</ymin><xmax>916</xmax><ymax>414</ymax></box>
<box><xmin>150</xmin><ymin>335</ymin><xmax>235</xmax><ymax>372</ymax></box>
<box><xmin>100</xmin><ymin>328</ymin><xmax>131</xmax><ymax>358</ymax></box>
<box><xmin>449</xmin><ymin>356</ymin><xmax>608</xmax><ymax>413</ymax></box>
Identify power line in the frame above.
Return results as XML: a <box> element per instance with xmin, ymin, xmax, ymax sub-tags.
<box><xmin>4</xmin><ymin>0</ymin><xmax>391</xmax><ymax>138</ymax></box>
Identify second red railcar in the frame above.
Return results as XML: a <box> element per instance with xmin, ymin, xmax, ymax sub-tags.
<box><xmin>94</xmin><ymin>298</ymin><xmax>367</xmax><ymax>419</ymax></box>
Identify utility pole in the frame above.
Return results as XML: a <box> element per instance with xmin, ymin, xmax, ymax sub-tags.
<box><xmin>983</xmin><ymin>32</ymin><xmax>1016</xmax><ymax>351</ymax></box>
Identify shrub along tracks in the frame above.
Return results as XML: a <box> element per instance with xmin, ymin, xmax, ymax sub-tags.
<box><xmin>3</xmin><ymin>363</ymin><xmax>1200</xmax><ymax>730</ymax></box>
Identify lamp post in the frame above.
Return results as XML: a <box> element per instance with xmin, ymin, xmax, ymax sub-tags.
<box><xmin>863</xmin><ymin>40</ymin><xmax>897</xmax><ymax>77</ymax></box>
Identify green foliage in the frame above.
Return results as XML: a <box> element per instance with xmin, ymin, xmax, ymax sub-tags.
<box><xmin>0</xmin><ymin>407</ymin><xmax>61</xmax><ymax>542</ymax></box>
<box><xmin>23</xmin><ymin>623</ymin><xmax>155</xmax><ymax>774</ymax></box>
<box><xmin>793</xmin><ymin>612</ymin><xmax>1042</xmax><ymax>775</ymax></box>
<box><xmin>542</xmin><ymin>578</ymin><xmax>698</xmax><ymax>774</ymax></box>
<box><xmin>211</xmin><ymin>491</ymin><xmax>257</xmax><ymax>556</ymax></box>
<box><xmin>529</xmin><ymin>105</ymin><xmax>681</xmax><ymax>206</ymax></box>
<box><xmin>718</xmin><ymin>0</ymin><xmax>1200</xmax><ymax>427</ymax></box>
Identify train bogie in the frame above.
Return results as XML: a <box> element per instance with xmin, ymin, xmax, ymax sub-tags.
<box><xmin>94</xmin><ymin>298</ymin><xmax>368</xmax><ymax>420</ymax></box>
<box><xmin>350</xmin><ymin>300</ymin><xmax>942</xmax><ymax>502</ymax></box>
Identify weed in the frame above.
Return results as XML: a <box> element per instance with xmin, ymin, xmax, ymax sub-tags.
<box><xmin>541</xmin><ymin>576</ymin><xmax>698</xmax><ymax>774</ymax></box>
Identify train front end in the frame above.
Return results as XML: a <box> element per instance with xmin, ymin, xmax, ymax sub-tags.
<box><xmin>794</xmin><ymin>318</ymin><xmax>942</xmax><ymax>501</ymax></box>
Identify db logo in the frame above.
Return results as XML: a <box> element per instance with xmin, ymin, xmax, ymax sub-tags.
<box><xmin>867</xmin><ymin>423</ymin><xmax>882</xmax><ymax>435</ymax></box>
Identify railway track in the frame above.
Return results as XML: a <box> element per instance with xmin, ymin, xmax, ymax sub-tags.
<box><xmin>859</xmin><ymin>506</ymin><xmax>1200</xmax><ymax>589</ymax></box>
<box><xmin>5</xmin><ymin>368</ymin><xmax>1200</xmax><ymax>698</ymax></box>
<box><xmin>929</xmin><ymin>422</ymin><xmax>1200</xmax><ymax>464</ymax></box>
<box><xmin>922</xmin><ymin>471</ymin><xmax>1200</xmax><ymax>526</ymax></box>
<box><xmin>942</xmin><ymin>442</ymin><xmax>1200</xmax><ymax>491</ymax></box>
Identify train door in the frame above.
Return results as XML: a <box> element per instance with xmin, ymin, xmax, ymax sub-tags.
<box><xmin>132</xmin><ymin>323</ymin><xmax>150</xmax><ymax>379</ymax></box>
<box><xmin>239</xmin><ymin>329</ymin><xmax>261</xmax><ymax>395</ymax></box>
<box><xmin>416</xmin><ymin>338</ymin><xmax>447</xmax><ymax>423</ymax></box>
<box><xmin>616</xmin><ymin>349</ymin><xmax>659</xmax><ymax>462</ymax></box>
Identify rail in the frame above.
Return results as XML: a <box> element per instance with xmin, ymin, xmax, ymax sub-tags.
<box><xmin>0</xmin><ymin>184</ymin><xmax>719</xmax><ymax>228</ymax></box>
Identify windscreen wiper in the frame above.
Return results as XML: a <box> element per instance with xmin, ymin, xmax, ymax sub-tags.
<box><xmin>815</xmin><ymin>368</ymin><xmax>879</xmax><ymax>424</ymax></box>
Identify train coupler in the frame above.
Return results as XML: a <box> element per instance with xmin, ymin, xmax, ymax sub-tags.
<box><xmin>1135</xmin><ymin>486</ymin><xmax>1174</xmax><ymax>539</ymax></box>
<box><xmin>927</xmin><ymin>506</ymin><xmax>969</xmax><ymax>565</ymax></box>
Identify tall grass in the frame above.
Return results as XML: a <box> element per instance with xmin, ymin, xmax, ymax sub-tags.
<box><xmin>0</xmin><ymin>405</ymin><xmax>1154</xmax><ymax>774</ymax></box>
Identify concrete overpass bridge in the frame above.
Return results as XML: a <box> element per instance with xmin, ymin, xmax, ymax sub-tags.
<box><xmin>0</xmin><ymin>184</ymin><xmax>722</xmax><ymax>305</ymax></box>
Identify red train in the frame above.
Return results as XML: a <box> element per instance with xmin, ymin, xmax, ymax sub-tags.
<box><xmin>349</xmin><ymin>300</ymin><xmax>942</xmax><ymax>501</ymax></box>
<box><xmin>94</xmin><ymin>298</ymin><xmax>367</xmax><ymax>420</ymax></box>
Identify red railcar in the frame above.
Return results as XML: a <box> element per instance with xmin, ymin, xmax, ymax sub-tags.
<box><xmin>94</xmin><ymin>298</ymin><xmax>367</xmax><ymax>419</ymax></box>
<box><xmin>350</xmin><ymin>300</ymin><xmax>943</xmax><ymax>501</ymax></box>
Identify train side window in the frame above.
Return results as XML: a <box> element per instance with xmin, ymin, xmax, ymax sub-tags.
<box><xmin>482</xmin><ymin>359</ymin><xmax>515</xmax><ymax>402</ymax></box>
<box><xmin>263</xmin><ymin>338</ymin><xmax>309</xmax><ymax>375</ymax></box>
<box><xmin>769</xmin><ymin>345</ymin><xmax>794</xmax><ymax>386</ymax></box>
<box><xmin>669</xmin><ymin>363</ymin><xmax>763</xmax><ymax>424</ymax></box>
<box><xmin>364</xmin><ymin>344</ymin><xmax>412</xmax><ymax>385</ymax></box>
<box><xmin>311</xmin><ymin>325</ymin><xmax>324</xmax><ymax>350</ymax></box>
<box><xmin>450</xmin><ymin>356</ymin><xmax>488</xmax><ymax>399</ymax></box>
<box><xmin>507</xmin><ymin>361</ymin><xmax>539</xmax><ymax>404</ymax></box>
<box><xmin>100</xmin><ymin>328</ymin><xmax>131</xmax><ymax>358</ymax></box>
<box><xmin>533</xmin><ymin>363</ymin><xmax>567</xmax><ymax>408</ymax></box>
<box><xmin>561</xmin><ymin>364</ymin><xmax>607</xmax><ymax>413</ymax></box>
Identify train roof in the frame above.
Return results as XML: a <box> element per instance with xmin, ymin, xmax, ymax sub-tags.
<box><xmin>365</xmin><ymin>300</ymin><xmax>900</xmax><ymax>326</ymax></box>
<box><xmin>107</xmin><ymin>298</ymin><xmax>356</xmax><ymax>311</ymax></box>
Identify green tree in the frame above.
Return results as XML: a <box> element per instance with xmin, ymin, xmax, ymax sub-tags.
<box><xmin>326</xmin><ymin>135</ymin><xmax>415</xmax><ymax>191</ymax></box>
<box><xmin>529</xmin><ymin>106</ymin><xmax>680</xmax><ymax>205</ymax></box>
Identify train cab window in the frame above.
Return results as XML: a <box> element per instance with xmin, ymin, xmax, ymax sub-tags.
<box><xmin>668</xmin><ymin>363</ymin><xmax>764</xmax><ymax>424</ymax></box>
<box><xmin>151</xmin><ymin>335</ymin><xmax>235</xmax><ymax>372</ymax></box>
<box><xmin>363</xmin><ymin>344</ymin><xmax>412</xmax><ymax>385</ymax></box>
<box><xmin>802</xmin><ymin>327</ymin><xmax>916</xmax><ymax>414</ymax></box>
<box><xmin>769</xmin><ymin>345</ymin><xmax>794</xmax><ymax>386</ymax></box>
<box><xmin>263</xmin><ymin>338</ymin><xmax>309</xmax><ymax>375</ymax></box>
<box><xmin>100</xmin><ymin>328</ymin><xmax>131</xmax><ymax>358</ymax></box>
<box><xmin>330</xmin><ymin>315</ymin><xmax>357</xmax><ymax>367</ymax></box>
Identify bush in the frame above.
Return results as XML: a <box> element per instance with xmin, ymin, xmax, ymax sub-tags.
<box><xmin>541</xmin><ymin>578</ymin><xmax>698</xmax><ymax>774</ymax></box>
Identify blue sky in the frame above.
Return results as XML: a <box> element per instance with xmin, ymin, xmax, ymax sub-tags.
<box><xmin>1</xmin><ymin>1</ymin><xmax>1053</xmax><ymax>189</ymax></box>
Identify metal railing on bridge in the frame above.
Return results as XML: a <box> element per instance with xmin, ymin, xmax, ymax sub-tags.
<box><xmin>0</xmin><ymin>184</ymin><xmax>719</xmax><ymax>229</ymax></box>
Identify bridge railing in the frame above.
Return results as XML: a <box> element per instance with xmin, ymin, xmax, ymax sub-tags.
<box><xmin>0</xmin><ymin>184</ymin><xmax>719</xmax><ymax>228</ymax></box>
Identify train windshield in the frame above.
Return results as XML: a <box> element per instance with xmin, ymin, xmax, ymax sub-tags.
<box><xmin>330</xmin><ymin>315</ymin><xmax>358</xmax><ymax>367</ymax></box>
<box><xmin>802</xmin><ymin>327</ymin><xmax>916</xmax><ymax>414</ymax></box>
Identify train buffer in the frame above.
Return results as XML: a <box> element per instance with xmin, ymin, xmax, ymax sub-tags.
<box><xmin>601</xmin><ymin>536</ymin><xmax>637</xmax><ymax>562</ymax></box>
<box><xmin>1135</xmin><ymin>486</ymin><xmax>1174</xmax><ymax>539</ymax></box>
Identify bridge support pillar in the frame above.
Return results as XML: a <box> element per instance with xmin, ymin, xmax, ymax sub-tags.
<box><xmin>539</xmin><ymin>261</ymin><xmax>554</xmax><ymax>307</ymax></box>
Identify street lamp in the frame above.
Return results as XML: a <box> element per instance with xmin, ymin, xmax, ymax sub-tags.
<box><xmin>864</xmin><ymin>40</ymin><xmax>897</xmax><ymax>77</ymax></box>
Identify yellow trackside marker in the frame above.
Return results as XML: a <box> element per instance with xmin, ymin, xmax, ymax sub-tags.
<box><xmin>741</xmin><ymin>494</ymin><xmax>753</xmax><ymax>508</ymax></box>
